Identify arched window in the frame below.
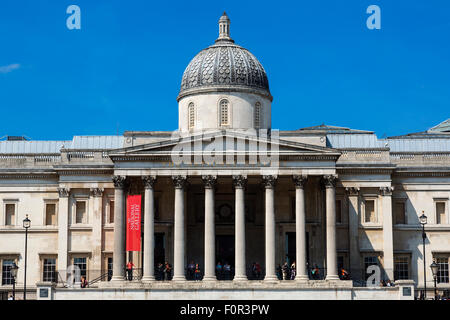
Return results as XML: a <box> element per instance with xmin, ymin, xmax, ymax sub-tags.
<box><xmin>188</xmin><ymin>102</ymin><xmax>195</xmax><ymax>129</ymax></box>
<box><xmin>254</xmin><ymin>102</ymin><xmax>261</xmax><ymax>129</ymax></box>
<box><xmin>220</xmin><ymin>99</ymin><xmax>229</xmax><ymax>126</ymax></box>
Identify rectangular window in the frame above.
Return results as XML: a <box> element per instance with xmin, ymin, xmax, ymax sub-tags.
<box><xmin>364</xmin><ymin>199</ymin><xmax>376</xmax><ymax>223</ymax></box>
<box><xmin>5</xmin><ymin>203</ymin><xmax>15</xmax><ymax>226</ymax></box>
<box><xmin>363</xmin><ymin>255</ymin><xmax>379</xmax><ymax>281</ymax></box>
<box><xmin>436</xmin><ymin>202</ymin><xmax>446</xmax><ymax>224</ymax></box>
<box><xmin>75</xmin><ymin>201</ymin><xmax>87</xmax><ymax>224</ymax></box>
<box><xmin>394</xmin><ymin>201</ymin><xmax>406</xmax><ymax>224</ymax></box>
<box><xmin>74</xmin><ymin>257</ymin><xmax>87</xmax><ymax>279</ymax></box>
<box><xmin>1</xmin><ymin>260</ymin><xmax>14</xmax><ymax>285</ymax></box>
<box><xmin>43</xmin><ymin>258</ymin><xmax>57</xmax><ymax>282</ymax></box>
<box><xmin>45</xmin><ymin>203</ymin><xmax>57</xmax><ymax>226</ymax></box>
<box><xmin>436</xmin><ymin>257</ymin><xmax>449</xmax><ymax>284</ymax></box>
<box><xmin>336</xmin><ymin>199</ymin><xmax>342</xmax><ymax>223</ymax></box>
<box><xmin>394</xmin><ymin>255</ymin><xmax>409</xmax><ymax>280</ymax></box>
<box><xmin>109</xmin><ymin>200</ymin><xmax>115</xmax><ymax>224</ymax></box>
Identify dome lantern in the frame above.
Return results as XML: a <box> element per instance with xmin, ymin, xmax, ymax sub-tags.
<box><xmin>217</xmin><ymin>12</ymin><xmax>233</xmax><ymax>43</ymax></box>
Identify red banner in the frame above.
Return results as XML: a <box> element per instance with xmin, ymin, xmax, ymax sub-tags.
<box><xmin>126</xmin><ymin>195</ymin><xmax>141</xmax><ymax>251</ymax></box>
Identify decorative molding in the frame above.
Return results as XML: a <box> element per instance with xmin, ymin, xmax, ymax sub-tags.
<box><xmin>142</xmin><ymin>176</ymin><xmax>157</xmax><ymax>189</ymax></box>
<box><xmin>57</xmin><ymin>187</ymin><xmax>70</xmax><ymax>198</ymax></box>
<box><xmin>232</xmin><ymin>175</ymin><xmax>247</xmax><ymax>189</ymax></box>
<box><xmin>90</xmin><ymin>188</ymin><xmax>104</xmax><ymax>198</ymax></box>
<box><xmin>379</xmin><ymin>186</ymin><xmax>394</xmax><ymax>196</ymax></box>
<box><xmin>262</xmin><ymin>175</ymin><xmax>277</xmax><ymax>189</ymax></box>
<box><xmin>172</xmin><ymin>175</ymin><xmax>187</xmax><ymax>189</ymax></box>
<box><xmin>345</xmin><ymin>187</ymin><xmax>360</xmax><ymax>196</ymax></box>
<box><xmin>321</xmin><ymin>174</ymin><xmax>338</xmax><ymax>188</ymax></box>
<box><xmin>202</xmin><ymin>175</ymin><xmax>217</xmax><ymax>189</ymax></box>
<box><xmin>112</xmin><ymin>175</ymin><xmax>127</xmax><ymax>189</ymax></box>
<box><xmin>292</xmin><ymin>175</ymin><xmax>307</xmax><ymax>189</ymax></box>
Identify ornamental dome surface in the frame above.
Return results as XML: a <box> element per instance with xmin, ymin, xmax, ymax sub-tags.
<box><xmin>177</xmin><ymin>12</ymin><xmax>272</xmax><ymax>101</ymax></box>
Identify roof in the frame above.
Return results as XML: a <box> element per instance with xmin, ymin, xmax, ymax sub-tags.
<box><xmin>298</xmin><ymin>124</ymin><xmax>373</xmax><ymax>134</ymax></box>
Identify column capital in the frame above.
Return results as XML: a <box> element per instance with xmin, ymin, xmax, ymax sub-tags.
<box><xmin>90</xmin><ymin>188</ymin><xmax>104</xmax><ymax>198</ymax></box>
<box><xmin>262</xmin><ymin>175</ymin><xmax>277</xmax><ymax>189</ymax></box>
<box><xmin>292</xmin><ymin>174</ymin><xmax>308</xmax><ymax>189</ymax></box>
<box><xmin>112</xmin><ymin>175</ymin><xmax>127</xmax><ymax>189</ymax></box>
<box><xmin>202</xmin><ymin>175</ymin><xmax>217</xmax><ymax>189</ymax></box>
<box><xmin>142</xmin><ymin>176</ymin><xmax>157</xmax><ymax>189</ymax></box>
<box><xmin>379</xmin><ymin>186</ymin><xmax>394</xmax><ymax>196</ymax></box>
<box><xmin>232</xmin><ymin>175</ymin><xmax>247</xmax><ymax>189</ymax></box>
<box><xmin>172</xmin><ymin>175</ymin><xmax>188</xmax><ymax>189</ymax></box>
<box><xmin>321</xmin><ymin>174</ymin><xmax>338</xmax><ymax>189</ymax></box>
<box><xmin>345</xmin><ymin>186</ymin><xmax>360</xmax><ymax>196</ymax></box>
<box><xmin>57</xmin><ymin>187</ymin><xmax>70</xmax><ymax>198</ymax></box>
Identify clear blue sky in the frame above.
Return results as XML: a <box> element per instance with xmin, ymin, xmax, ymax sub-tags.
<box><xmin>0</xmin><ymin>0</ymin><xmax>449</xmax><ymax>140</ymax></box>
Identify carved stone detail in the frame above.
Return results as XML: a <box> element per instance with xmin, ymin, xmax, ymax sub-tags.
<box><xmin>202</xmin><ymin>175</ymin><xmax>217</xmax><ymax>189</ymax></box>
<box><xmin>292</xmin><ymin>175</ymin><xmax>308</xmax><ymax>189</ymax></box>
<box><xmin>232</xmin><ymin>175</ymin><xmax>247</xmax><ymax>189</ymax></box>
<box><xmin>379</xmin><ymin>186</ymin><xmax>394</xmax><ymax>196</ymax></box>
<box><xmin>90</xmin><ymin>188</ymin><xmax>104</xmax><ymax>197</ymax></box>
<box><xmin>142</xmin><ymin>176</ymin><xmax>157</xmax><ymax>189</ymax></box>
<box><xmin>321</xmin><ymin>175</ymin><xmax>338</xmax><ymax>188</ymax></box>
<box><xmin>345</xmin><ymin>187</ymin><xmax>360</xmax><ymax>196</ymax></box>
<box><xmin>172</xmin><ymin>175</ymin><xmax>187</xmax><ymax>189</ymax></box>
<box><xmin>112</xmin><ymin>175</ymin><xmax>126</xmax><ymax>189</ymax></box>
<box><xmin>262</xmin><ymin>175</ymin><xmax>277</xmax><ymax>189</ymax></box>
<box><xmin>57</xmin><ymin>187</ymin><xmax>70</xmax><ymax>198</ymax></box>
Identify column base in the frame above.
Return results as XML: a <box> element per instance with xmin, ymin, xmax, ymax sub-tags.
<box><xmin>172</xmin><ymin>276</ymin><xmax>187</xmax><ymax>282</ymax></box>
<box><xmin>141</xmin><ymin>276</ymin><xmax>156</xmax><ymax>282</ymax></box>
<box><xmin>233</xmin><ymin>275</ymin><xmax>248</xmax><ymax>281</ymax></box>
<box><xmin>202</xmin><ymin>276</ymin><xmax>217</xmax><ymax>282</ymax></box>
<box><xmin>264</xmin><ymin>275</ymin><xmax>279</xmax><ymax>282</ymax></box>
<box><xmin>325</xmin><ymin>275</ymin><xmax>340</xmax><ymax>281</ymax></box>
<box><xmin>295</xmin><ymin>275</ymin><xmax>309</xmax><ymax>282</ymax></box>
<box><xmin>110</xmin><ymin>276</ymin><xmax>125</xmax><ymax>282</ymax></box>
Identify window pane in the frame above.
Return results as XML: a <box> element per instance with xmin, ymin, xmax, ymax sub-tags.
<box><xmin>74</xmin><ymin>257</ymin><xmax>87</xmax><ymax>279</ymax></box>
<box><xmin>76</xmin><ymin>201</ymin><xmax>86</xmax><ymax>224</ymax></box>
<box><xmin>437</xmin><ymin>257</ymin><xmax>449</xmax><ymax>283</ymax></box>
<box><xmin>365</xmin><ymin>200</ymin><xmax>375</xmax><ymax>223</ymax></box>
<box><xmin>46</xmin><ymin>203</ymin><xmax>56</xmax><ymax>226</ymax></box>
<box><xmin>5</xmin><ymin>204</ymin><xmax>15</xmax><ymax>226</ymax></box>
<box><xmin>394</xmin><ymin>256</ymin><xmax>409</xmax><ymax>280</ymax></box>
<box><xmin>436</xmin><ymin>202</ymin><xmax>446</xmax><ymax>224</ymax></box>
<box><xmin>43</xmin><ymin>258</ymin><xmax>57</xmax><ymax>282</ymax></box>
<box><xmin>2</xmin><ymin>260</ymin><xmax>14</xmax><ymax>285</ymax></box>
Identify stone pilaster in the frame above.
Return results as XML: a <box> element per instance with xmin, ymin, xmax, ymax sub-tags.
<box><xmin>90</xmin><ymin>187</ymin><xmax>104</xmax><ymax>275</ymax></box>
<box><xmin>380</xmin><ymin>186</ymin><xmax>394</xmax><ymax>281</ymax></box>
<box><xmin>345</xmin><ymin>187</ymin><xmax>361</xmax><ymax>281</ymax></box>
<box><xmin>57</xmin><ymin>187</ymin><xmax>70</xmax><ymax>277</ymax></box>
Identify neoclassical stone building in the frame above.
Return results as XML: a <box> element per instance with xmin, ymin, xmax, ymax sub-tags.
<box><xmin>1</xmin><ymin>13</ymin><xmax>449</xmax><ymax>300</ymax></box>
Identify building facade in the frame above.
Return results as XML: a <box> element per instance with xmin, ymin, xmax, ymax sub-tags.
<box><xmin>1</xmin><ymin>13</ymin><xmax>449</xmax><ymax>300</ymax></box>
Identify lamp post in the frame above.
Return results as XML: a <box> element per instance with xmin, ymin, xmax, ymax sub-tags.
<box><xmin>10</xmin><ymin>262</ymin><xmax>18</xmax><ymax>300</ymax></box>
<box><xmin>23</xmin><ymin>214</ymin><xmax>31</xmax><ymax>301</ymax></box>
<box><xmin>419</xmin><ymin>211</ymin><xmax>427</xmax><ymax>300</ymax></box>
<box><xmin>430</xmin><ymin>261</ymin><xmax>439</xmax><ymax>300</ymax></box>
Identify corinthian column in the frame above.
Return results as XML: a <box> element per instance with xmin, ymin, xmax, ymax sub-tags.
<box><xmin>111</xmin><ymin>175</ymin><xmax>126</xmax><ymax>282</ymax></box>
<box><xmin>322</xmin><ymin>175</ymin><xmax>339</xmax><ymax>280</ymax></box>
<box><xmin>202</xmin><ymin>175</ymin><xmax>217</xmax><ymax>281</ymax></box>
<box><xmin>233</xmin><ymin>175</ymin><xmax>247</xmax><ymax>281</ymax></box>
<box><xmin>57</xmin><ymin>187</ymin><xmax>70</xmax><ymax>276</ymax></box>
<box><xmin>293</xmin><ymin>175</ymin><xmax>308</xmax><ymax>281</ymax></box>
<box><xmin>263</xmin><ymin>175</ymin><xmax>278</xmax><ymax>281</ymax></box>
<box><xmin>142</xmin><ymin>176</ymin><xmax>156</xmax><ymax>282</ymax></box>
<box><xmin>172</xmin><ymin>175</ymin><xmax>187</xmax><ymax>281</ymax></box>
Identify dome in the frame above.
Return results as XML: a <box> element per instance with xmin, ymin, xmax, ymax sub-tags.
<box><xmin>177</xmin><ymin>13</ymin><xmax>272</xmax><ymax>102</ymax></box>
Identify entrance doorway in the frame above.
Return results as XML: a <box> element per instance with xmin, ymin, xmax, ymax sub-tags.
<box><xmin>285</xmin><ymin>232</ymin><xmax>310</xmax><ymax>266</ymax></box>
<box><xmin>216</xmin><ymin>235</ymin><xmax>234</xmax><ymax>280</ymax></box>
<box><xmin>154</xmin><ymin>233</ymin><xmax>165</xmax><ymax>266</ymax></box>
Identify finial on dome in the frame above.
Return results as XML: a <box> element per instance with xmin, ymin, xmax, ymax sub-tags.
<box><xmin>216</xmin><ymin>12</ymin><xmax>233</xmax><ymax>42</ymax></box>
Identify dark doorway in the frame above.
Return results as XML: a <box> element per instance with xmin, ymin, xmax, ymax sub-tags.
<box><xmin>285</xmin><ymin>232</ymin><xmax>310</xmax><ymax>266</ymax></box>
<box><xmin>216</xmin><ymin>235</ymin><xmax>234</xmax><ymax>280</ymax></box>
<box><xmin>155</xmin><ymin>233</ymin><xmax>165</xmax><ymax>266</ymax></box>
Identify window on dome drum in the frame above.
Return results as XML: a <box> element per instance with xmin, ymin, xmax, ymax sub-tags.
<box><xmin>45</xmin><ymin>203</ymin><xmax>57</xmax><ymax>226</ymax></box>
<box><xmin>254</xmin><ymin>102</ymin><xmax>261</xmax><ymax>129</ymax></box>
<box><xmin>5</xmin><ymin>203</ymin><xmax>15</xmax><ymax>226</ymax></box>
<box><xmin>43</xmin><ymin>258</ymin><xmax>57</xmax><ymax>282</ymax></box>
<box><xmin>435</xmin><ymin>256</ymin><xmax>449</xmax><ymax>283</ymax></box>
<box><xmin>75</xmin><ymin>200</ymin><xmax>87</xmax><ymax>224</ymax></box>
<box><xmin>1</xmin><ymin>259</ymin><xmax>15</xmax><ymax>285</ymax></box>
<box><xmin>436</xmin><ymin>201</ymin><xmax>447</xmax><ymax>224</ymax></box>
<box><xmin>188</xmin><ymin>102</ymin><xmax>195</xmax><ymax>129</ymax></box>
<box><xmin>394</xmin><ymin>255</ymin><xmax>410</xmax><ymax>280</ymax></box>
<box><xmin>364</xmin><ymin>199</ymin><xmax>377</xmax><ymax>223</ymax></box>
<box><xmin>220</xmin><ymin>99</ymin><xmax>229</xmax><ymax>126</ymax></box>
<box><xmin>394</xmin><ymin>201</ymin><xmax>406</xmax><ymax>224</ymax></box>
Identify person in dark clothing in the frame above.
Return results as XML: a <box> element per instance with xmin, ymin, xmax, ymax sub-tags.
<box><xmin>194</xmin><ymin>264</ymin><xmax>202</xmax><ymax>281</ymax></box>
<box><xmin>187</xmin><ymin>261</ymin><xmax>195</xmax><ymax>280</ymax></box>
<box><xmin>163</xmin><ymin>261</ymin><xmax>172</xmax><ymax>280</ymax></box>
<box><xmin>156</xmin><ymin>263</ymin><xmax>164</xmax><ymax>280</ymax></box>
<box><xmin>276</xmin><ymin>264</ymin><xmax>282</xmax><ymax>280</ymax></box>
